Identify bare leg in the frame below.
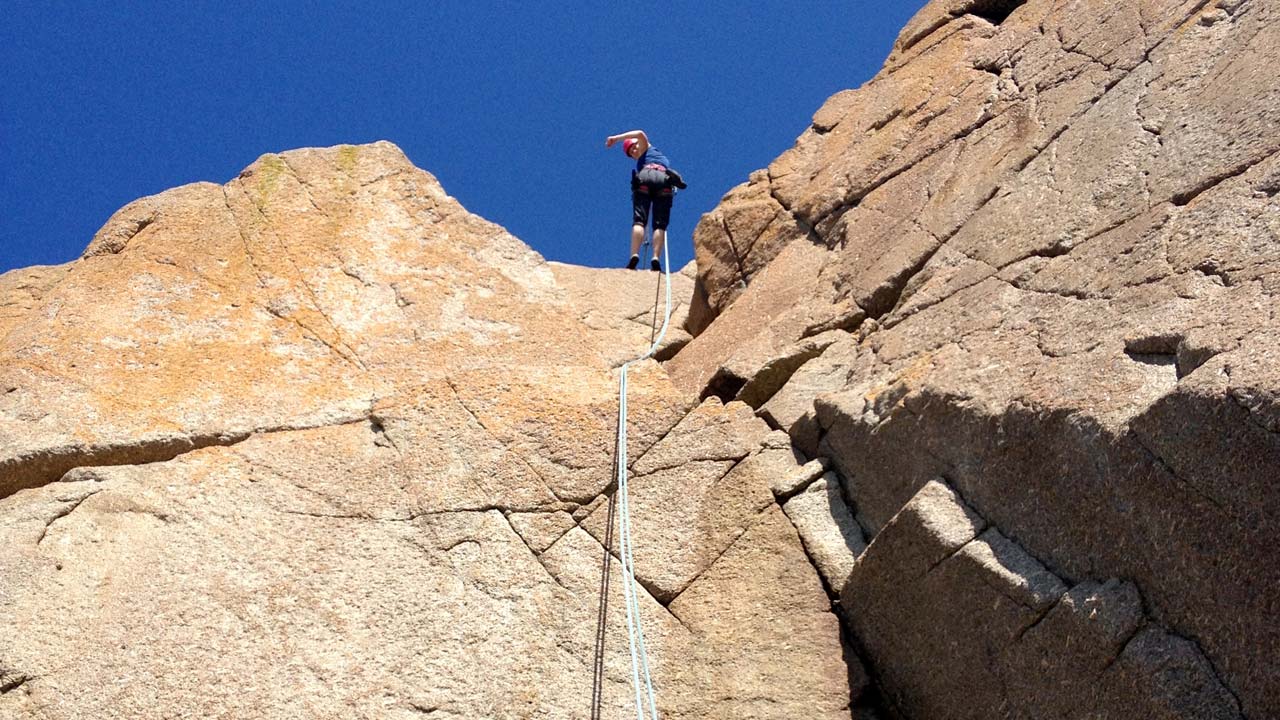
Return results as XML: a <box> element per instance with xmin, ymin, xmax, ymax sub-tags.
<box><xmin>630</xmin><ymin>224</ymin><xmax>645</xmax><ymax>256</ymax></box>
<box><xmin>651</xmin><ymin>229</ymin><xmax>666</xmax><ymax>261</ymax></box>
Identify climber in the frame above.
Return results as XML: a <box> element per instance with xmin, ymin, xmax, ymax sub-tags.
<box><xmin>605</xmin><ymin>129</ymin><xmax>686</xmax><ymax>271</ymax></box>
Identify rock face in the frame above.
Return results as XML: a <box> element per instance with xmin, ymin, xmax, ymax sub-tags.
<box><xmin>676</xmin><ymin>0</ymin><xmax>1279</xmax><ymax>718</ymax></box>
<box><xmin>4</xmin><ymin>0</ymin><xmax>1277</xmax><ymax>716</ymax></box>
<box><xmin>0</xmin><ymin>143</ymin><xmax>851</xmax><ymax>718</ymax></box>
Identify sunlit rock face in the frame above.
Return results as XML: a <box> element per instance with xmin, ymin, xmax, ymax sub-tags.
<box><xmin>0</xmin><ymin>142</ymin><xmax>852</xmax><ymax>719</ymax></box>
<box><xmin>680</xmin><ymin>0</ymin><xmax>1278</xmax><ymax>717</ymax></box>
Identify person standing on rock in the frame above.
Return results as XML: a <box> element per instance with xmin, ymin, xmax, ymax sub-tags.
<box><xmin>605</xmin><ymin>129</ymin><xmax>686</xmax><ymax>271</ymax></box>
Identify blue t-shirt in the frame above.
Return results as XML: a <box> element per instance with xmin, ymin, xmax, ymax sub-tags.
<box><xmin>636</xmin><ymin>147</ymin><xmax>672</xmax><ymax>172</ymax></box>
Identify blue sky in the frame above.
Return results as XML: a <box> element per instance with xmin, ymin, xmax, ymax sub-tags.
<box><xmin>1</xmin><ymin>1</ymin><xmax>928</xmax><ymax>275</ymax></box>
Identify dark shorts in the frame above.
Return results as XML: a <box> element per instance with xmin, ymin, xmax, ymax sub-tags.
<box><xmin>632</xmin><ymin>166</ymin><xmax>674</xmax><ymax>231</ymax></box>
<box><xmin>632</xmin><ymin>191</ymin><xmax>673</xmax><ymax>231</ymax></box>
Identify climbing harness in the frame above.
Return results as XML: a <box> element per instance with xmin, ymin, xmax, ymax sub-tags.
<box><xmin>614</xmin><ymin>225</ymin><xmax>672</xmax><ymax>720</ymax></box>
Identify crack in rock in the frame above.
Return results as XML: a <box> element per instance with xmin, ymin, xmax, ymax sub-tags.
<box><xmin>0</xmin><ymin>414</ymin><xmax>374</xmax><ymax>501</ymax></box>
<box><xmin>35</xmin><ymin>489</ymin><xmax>104</xmax><ymax>545</ymax></box>
<box><xmin>497</xmin><ymin>510</ymin><xmax>575</xmax><ymax>595</ymax></box>
<box><xmin>718</xmin><ymin>214</ymin><xmax>753</xmax><ymax>291</ymax></box>
<box><xmin>442</xmin><ymin>376</ymin><xmax>568</xmax><ymax>504</ymax></box>
<box><xmin>233</xmin><ymin>179</ymin><xmax>369</xmax><ymax>372</ymax></box>
<box><xmin>1171</xmin><ymin>146</ymin><xmax>1280</xmax><ymax>208</ymax></box>
<box><xmin>0</xmin><ymin>672</ymin><xmax>31</xmax><ymax>695</ymax></box>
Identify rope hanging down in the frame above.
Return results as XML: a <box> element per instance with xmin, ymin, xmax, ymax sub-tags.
<box><xmin>615</xmin><ymin>227</ymin><xmax>673</xmax><ymax>720</ymax></box>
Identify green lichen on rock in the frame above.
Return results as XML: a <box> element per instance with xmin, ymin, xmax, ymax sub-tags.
<box><xmin>253</xmin><ymin>154</ymin><xmax>287</xmax><ymax>202</ymax></box>
<box><xmin>337</xmin><ymin>145</ymin><xmax>359</xmax><ymax>174</ymax></box>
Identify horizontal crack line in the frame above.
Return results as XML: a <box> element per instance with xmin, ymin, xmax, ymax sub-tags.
<box><xmin>0</xmin><ymin>413</ymin><xmax>374</xmax><ymax>502</ymax></box>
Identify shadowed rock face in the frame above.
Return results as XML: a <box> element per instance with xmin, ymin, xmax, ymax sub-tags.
<box><xmin>0</xmin><ymin>143</ymin><xmax>852</xmax><ymax>719</ymax></box>
<box><xmin>677</xmin><ymin>0</ymin><xmax>1278</xmax><ymax>717</ymax></box>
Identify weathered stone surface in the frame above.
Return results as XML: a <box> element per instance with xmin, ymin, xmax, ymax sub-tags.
<box><xmin>817</xmin><ymin>357</ymin><xmax>1276</xmax><ymax>715</ymax></box>
<box><xmin>758</xmin><ymin>332</ymin><xmax>865</xmax><ymax>456</ymax></box>
<box><xmin>0</xmin><ymin>264</ymin><xmax>71</xmax><ymax>341</ymax></box>
<box><xmin>846</xmin><ymin>479</ymin><xmax>986</xmax><ymax>580</ymax></box>
<box><xmin>583</xmin><ymin>459</ymin><xmax>733</xmax><ymax>602</ymax></box>
<box><xmin>0</xmin><ymin>434</ymin><xmax>593</xmax><ymax>719</ymax></box>
<box><xmin>538</xmin><ymin>525</ymin><xmax>695</xmax><ymax>718</ymax></box>
<box><xmin>666</xmin><ymin>238</ymin><xmax>859</xmax><ymax>401</ymax></box>
<box><xmin>675</xmin><ymin>0</ymin><xmax>1280</xmax><ymax>713</ymax></box>
<box><xmin>999</xmin><ymin>579</ymin><xmax>1147</xmax><ymax>717</ymax></box>
<box><xmin>0</xmin><ymin>142</ymin><xmax>846</xmax><ymax>718</ymax></box>
<box><xmin>1101</xmin><ymin>628</ymin><xmax>1245</xmax><ymax>720</ymax></box>
<box><xmin>669</xmin><ymin>506</ymin><xmax>860</xmax><ymax>719</ymax></box>
<box><xmin>508</xmin><ymin>510</ymin><xmax>577</xmax><ymax>554</ymax></box>
<box><xmin>733</xmin><ymin>329</ymin><xmax>847</xmax><ymax>409</ymax></box>
<box><xmin>771</xmin><ymin>455</ymin><xmax>829</xmax><ymax>498</ymax></box>
<box><xmin>685</xmin><ymin>171</ymin><xmax>810</xmax><ymax>328</ymax></box>
<box><xmin>550</xmin><ymin>259</ymin><xmax>697</xmax><ymax>364</ymax></box>
<box><xmin>630</xmin><ymin>397</ymin><xmax>771</xmax><ymax>476</ymax></box>
<box><xmin>841</xmin><ymin>480</ymin><xmax>1240</xmax><ymax>720</ymax></box>
<box><xmin>7</xmin><ymin>0</ymin><xmax>1276</xmax><ymax>713</ymax></box>
<box><xmin>581</xmin><ymin>400</ymin><xmax>780</xmax><ymax>602</ymax></box>
<box><xmin>0</xmin><ymin>142</ymin><xmax>692</xmax><ymax>508</ymax></box>
<box><xmin>540</xmin><ymin>509</ymin><xmax>855</xmax><ymax>719</ymax></box>
<box><xmin>781</xmin><ymin>472</ymin><xmax>866</xmax><ymax>593</ymax></box>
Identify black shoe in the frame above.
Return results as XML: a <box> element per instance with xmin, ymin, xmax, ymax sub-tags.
<box><xmin>626</xmin><ymin>255</ymin><xmax>639</xmax><ymax>270</ymax></box>
<box><xmin>650</xmin><ymin>258</ymin><xmax>661</xmax><ymax>272</ymax></box>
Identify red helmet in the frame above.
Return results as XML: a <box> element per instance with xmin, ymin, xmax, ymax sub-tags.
<box><xmin>622</xmin><ymin>138</ymin><xmax>639</xmax><ymax>157</ymax></box>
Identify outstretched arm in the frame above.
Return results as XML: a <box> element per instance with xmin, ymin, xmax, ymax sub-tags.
<box><xmin>604</xmin><ymin>129</ymin><xmax>650</xmax><ymax>154</ymax></box>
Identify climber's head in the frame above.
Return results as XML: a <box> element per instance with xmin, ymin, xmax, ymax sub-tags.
<box><xmin>622</xmin><ymin>138</ymin><xmax>640</xmax><ymax>158</ymax></box>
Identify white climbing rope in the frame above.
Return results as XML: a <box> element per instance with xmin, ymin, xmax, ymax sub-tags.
<box><xmin>614</xmin><ymin>227</ymin><xmax>672</xmax><ymax>720</ymax></box>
